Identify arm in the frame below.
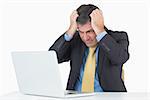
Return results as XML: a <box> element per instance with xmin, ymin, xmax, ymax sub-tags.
<box><xmin>49</xmin><ymin>33</ymin><xmax>72</xmax><ymax>63</ymax></box>
<box><xmin>48</xmin><ymin>11</ymin><xmax>79</xmax><ymax>63</ymax></box>
<box><xmin>98</xmin><ymin>30</ymin><xmax>129</xmax><ymax>65</ymax></box>
<box><xmin>90</xmin><ymin>9</ymin><xmax>129</xmax><ymax>65</ymax></box>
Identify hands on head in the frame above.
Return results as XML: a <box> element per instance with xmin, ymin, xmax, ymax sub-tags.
<box><xmin>66</xmin><ymin>10</ymin><xmax>79</xmax><ymax>37</ymax></box>
<box><xmin>90</xmin><ymin>9</ymin><xmax>105</xmax><ymax>35</ymax></box>
<box><xmin>66</xmin><ymin>9</ymin><xmax>105</xmax><ymax>37</ymax></box>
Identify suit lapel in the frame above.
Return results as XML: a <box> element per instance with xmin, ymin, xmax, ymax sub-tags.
<box><xmin>76</xmin><ymin>42</ymin><xmax>87</xmax><ymax>75</ymax></box>
<box><xmin>97</xmin><ymin>46</ymin><xmax>105</xmax><ymax>77</ymax></box>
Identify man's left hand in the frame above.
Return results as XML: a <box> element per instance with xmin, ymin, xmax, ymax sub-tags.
<box><xmin>90</xmin><ymin>9</ymin><xmax>105</xmax><ymax>35</ymax></box>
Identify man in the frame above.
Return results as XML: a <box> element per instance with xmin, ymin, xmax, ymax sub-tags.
<box><xmin>49</xmin><ymin>4</ymin><xmax>129</xmax><ymax>92</ymax></box>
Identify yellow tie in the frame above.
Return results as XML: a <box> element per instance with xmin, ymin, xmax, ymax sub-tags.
<box><xmin>82</xmin><ymin>47</ymin><xmax>96</xmax><ymax>92</ymax></box>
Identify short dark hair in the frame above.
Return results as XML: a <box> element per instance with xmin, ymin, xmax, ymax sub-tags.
<box><xmin>76</xmin><ymin>4</ymin><xmax>99</xmax><ymax>25</ymax></box>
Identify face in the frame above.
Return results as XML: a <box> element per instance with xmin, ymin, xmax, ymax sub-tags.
<box><xmin>77</xmin><ymin>22</ymin><xmax>97</xmax><ymax>47</ymax></box>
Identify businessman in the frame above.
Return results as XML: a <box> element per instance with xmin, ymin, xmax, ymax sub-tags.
<box><xmin>49</xmin><ymin>4</ymin><xmax>129</xmax><ymax>92</ymax></box>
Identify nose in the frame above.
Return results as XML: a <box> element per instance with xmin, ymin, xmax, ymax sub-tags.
<box><xmin>83</xmin><ymin>33</ymin><xmax>90</xmax><ymax>41</ymax></box>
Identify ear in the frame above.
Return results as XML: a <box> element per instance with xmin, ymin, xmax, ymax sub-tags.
<box><xmin>77</xmin><ymin>25</ymin><xmax>80</xmax><ymax>31</ymax></box>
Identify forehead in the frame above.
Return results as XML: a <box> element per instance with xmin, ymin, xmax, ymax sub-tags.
<box><xmin>77</xmin><ymin>22</ymin><xmax>92</xmax><ymax>31</ymax></box>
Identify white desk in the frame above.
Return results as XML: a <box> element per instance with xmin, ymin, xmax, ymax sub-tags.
<box><xmin>0</xmin><ymin>91</ymin><xmax>150</xmax><ymax>100</ymax></box>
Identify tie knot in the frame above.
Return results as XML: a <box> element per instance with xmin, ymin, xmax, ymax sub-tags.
<box><xmin>89</xmin><ymin>47</ymin><xmax>96</xmax><ymax>55</ymax></box>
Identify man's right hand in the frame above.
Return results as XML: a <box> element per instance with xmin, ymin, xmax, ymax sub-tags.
<box><xmin>66</xmin><ymin>10</ymin><xmax>79</xmax><ymax>37</ymax></box>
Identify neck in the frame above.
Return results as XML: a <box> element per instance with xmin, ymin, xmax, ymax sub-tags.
<box><xmin>89</xmin><ymin>44</ymin><xmax>97</xmax><ymax>48</ymax></box>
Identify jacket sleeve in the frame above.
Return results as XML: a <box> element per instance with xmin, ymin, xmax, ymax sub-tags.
<box><xmin>98</xmin><ymin>30</ymin><xmax>130</xmax><ymax>65</ymax></box>
<box><xmin>48</xmin><ymin>33</ymin><xmax>72</xmax><ymax>63</ymax></box>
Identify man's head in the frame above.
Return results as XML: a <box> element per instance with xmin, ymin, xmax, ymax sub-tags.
<box><xmin>76</xmin><ymin>4</ymin><xmax>99</xmax><ymax>47</ymax></box>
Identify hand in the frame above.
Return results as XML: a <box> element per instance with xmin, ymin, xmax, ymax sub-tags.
<box><xmin>66</xmin><ymin>10</ymin><xmax>79</xmax><ymax>37</ymax></box>
<box><xmin>90</xmin><ymin>9</ymin><xmax>105</xmax><ymax>35</ymax></box>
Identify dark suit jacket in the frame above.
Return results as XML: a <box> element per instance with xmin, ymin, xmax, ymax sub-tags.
<box><xmin>49</xmin><ymin>27</ymin><xmax>129</xmax><ymax>92</ymax></box>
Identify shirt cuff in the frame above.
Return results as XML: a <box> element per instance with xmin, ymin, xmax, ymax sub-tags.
<box><xmin>96</xmin><ymin>31</ymin><xmax>107</xmax><ymax>42</ymax></box>
<box><xmin>64</xmin><ymin>33</ymin><xmax>73</xmax><ymax>41</ymax></box>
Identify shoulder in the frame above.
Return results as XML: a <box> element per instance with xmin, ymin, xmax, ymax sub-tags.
<box><xmin>106</xmin><ymin>29</ymin><xmax>129</xmax><ymax>40</ymax></box>
<box><xmin>72</xmin><ymin>31</ymin><xmax>82</xmax><ymax>41</ymax></box>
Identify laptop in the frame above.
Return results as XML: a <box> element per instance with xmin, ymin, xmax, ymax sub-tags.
<box><xmin>11</xmin><ymin>51</ymin><xmax>98</xmax><ymax>98</ymax></box>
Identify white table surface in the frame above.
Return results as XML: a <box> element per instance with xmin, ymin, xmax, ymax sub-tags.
<box><xmin>0</xmin><ymin>91</ymin><xmax>150</xmax><ymax>100</ymax></box>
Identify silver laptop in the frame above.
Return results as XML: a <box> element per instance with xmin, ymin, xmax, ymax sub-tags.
<box><xmin>11</xmin><ymin>51</ymin><xmax>98</xmax><ymax>98</ymax></box>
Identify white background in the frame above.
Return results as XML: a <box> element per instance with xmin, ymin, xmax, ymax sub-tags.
<box><xmin>0</xmin><ymin>0</ymin><xmax>150</xmax><ymax>96</ymax></box>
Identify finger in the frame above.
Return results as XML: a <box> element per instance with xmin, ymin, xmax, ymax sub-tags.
<box><xmin>72</xmin><ymin>10</ymin><xmax>78</xmax><ymax>15</ymax></box>
<box><xmin>72</xmin><ymin>11</ymin><xmax>78</xmax><ymax>18</ymax></box>
<box><xmin>94</xmin><ymin>9</ymin><xmax>102</xmax><ymax>14</ymax></box>
<box><xmin>73</xmin><ymin>10</ymin><xmax>77</xmax><ymax>13</ymax></box>
<box><xmin>90</xmin><ymin>11</ymin><xmax>96</xmax><ymax>18</ymax></box>
<box><xmin>98</xmin><ymin>9</ymin><xmax>103</xmax><ymax>15</ymax></box>
<box><xmin>75</xmin><ymin>14</ymin><xmax>79</xmax><ymax>18</ymax></box>
<box><xmin>90</xmin><ymin>9</ymin><xmax>96</xmax><ymax>15</ymax></box>
<box><xmin>90</xmin><ymin>12</ymin><xmax>93</xmax><ymax>17</ymax></box>
<box><xmin>92</xmin><ymin>9</ymin><xmax>97</xmax><ymax>14</ymax></box>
